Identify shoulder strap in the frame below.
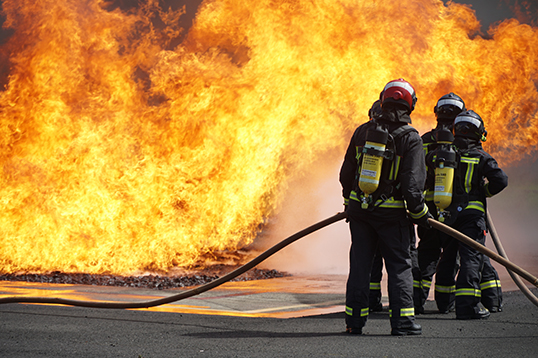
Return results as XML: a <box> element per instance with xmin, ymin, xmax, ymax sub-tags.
<box><xmin>391</xmin><ymin>124</ymin><xmax>417</xmax><ymax>139</ymax></box>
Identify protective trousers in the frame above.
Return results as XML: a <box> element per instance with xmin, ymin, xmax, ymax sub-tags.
<box><xmin>480</xmin><ymin>257</ymin><xmax>503</xmax><ymax>311</ymax></box>
<box><xmin>346</xmin><ymin>216</ymin><xmax>416</xmax><ymax>330</ymax></box>
<box><xmin>435</xmin><ymin>211</ymin><xmax>486</xmax><ymax>317</ymax></box>
<box><xmin>416</xmin><ymin>224</ymin><xmax>441</xmax><ymax>312</ymax></box>
<box><xmin>369</xmin><ymin>249</ymin><xmax>383</xmax><ymax>311</ymax></box>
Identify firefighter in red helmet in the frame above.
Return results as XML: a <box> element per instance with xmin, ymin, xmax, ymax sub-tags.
<box><xmin>340</xmin><ymin>79</ymin><xmax>431</xmax><ymax>335</ymax></box>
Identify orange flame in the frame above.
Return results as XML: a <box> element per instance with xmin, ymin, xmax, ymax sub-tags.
<box><xmin>0</xmin><ymin>0</ymin><xmax>537</xmax><ymax>275</ymax></box>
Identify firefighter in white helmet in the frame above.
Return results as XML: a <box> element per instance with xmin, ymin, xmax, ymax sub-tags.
<box><xmin>340</xmin><ymin>79</ymin><xmax>432</xmax><ymax>335</ymax></box>
<box><xmin>415</xmin><ymin>93</ymin><xmax>466</xmax><ymax>314</ymax></box>
<box><xmin>426</xmin><ymin>109</ymin><xmax>508</xmax><ymax>319</ymax></box>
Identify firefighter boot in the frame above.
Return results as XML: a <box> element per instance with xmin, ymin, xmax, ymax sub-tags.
<box><xmin>456</xmin><ymin>307</ymin><xmax>490</xmax><ymax>320</ymax></box>
<box><xmin>391</xmin><ymin>322</ymin><xmax>422</xmax><ymax>336</ymax></box>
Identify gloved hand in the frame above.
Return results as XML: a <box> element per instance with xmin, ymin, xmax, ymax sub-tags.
<box><xmin>411</xmin><ymin>211</ymin><xmax>434</xmax><ymax>228</ymax></box>
<box><xmin>344</xmin><ymin>205</ymin><xmax>349</xmax><ymax>222</ymax></box>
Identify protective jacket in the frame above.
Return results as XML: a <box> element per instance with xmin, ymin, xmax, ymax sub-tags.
<box><xmin>425</xmin><ymin>137</ymin><xmax>507</xmax><ymax>221</ymax></box>
<box><xmin>340</xmin><ymin>117</ymin><xmax>429</xmax><ymax>223</ymax></box>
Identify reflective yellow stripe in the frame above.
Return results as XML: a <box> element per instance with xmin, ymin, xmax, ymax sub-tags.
<box><xmin>377</xmin><ymin>198</ymin><xmax>405</xmax><ymax>208</ymax></box>
<box><xmin>401</xmin><ymin>307</ymin><xmax>415</xmax><ymax>317</ymax></box>
<box><xmin>413</xmin><ymin>280</ymin><xmax>421</xmax><ymax>289</ymax></box>
<box><xmin>464</xmin><ymin>200</ymin><xmax>485</xmax><ymax>213</ymax></box>
<box><xmin>460</xmin><ymin>157</ymin><xmax>480</xmax><ymax>164</ymax></box>
<box><xmin>389</xmin><ymin>307</ymin><xmax>415</xmax><ymax>317</ymax></box>
<box><xmin>344</xmin><ymin>197</ymin><xmax>349</xmax><ymax>205</ymax></box>
<box><xmin>349</xmin><ymin>191</ymin><xmax>405</xmax><ymax>208</ymax></box>
<box><xmin>435</xmin><ymin>284</ymin><xmax>455</xmax><ymax>294</ymax></box>
<box><xmin>425</xmin><ymin>190</ymin><xmax>434</xmax><ymax>201</ymax></box>
<box><xmin>460</xmin><ymin>156</ymin><xmax>479</xmax><ymax>193</ymax></box>
<box><xmin>480</xmin><ymin>280</ymin><xmax>501</xmax><ymax>290</ymax></box>
<box><xmin>456</xmin><ymin>288</ymin><xmax>481</xmax><ymax>297</ymax></box>
<box><xmin>389</xmin><ymin>156</ymin><xmax>401</xmax><ymax>181</ymax></box>
<box><xmin>355</xmin><ymin>147</ymin><xmax>362</xmax><ymax>161</ymax></box>
<box><xmin>346</xmin><ymin>306</ymin><xmax>369</xmax><ymax>317</ymax></box>
<box><xmin>370</xmin><ymin>282</ymin><xmax>381</xmax><ymax>290</ymax></box>
<box><xmin>409</xmin><ymin>205</ymin><xmax>428</xmax><ymax>219</ymax></box>
<box><xmin>421</xmin><ymin>280</ymin><xmax>432</xmax><ymax>289</ymax></box>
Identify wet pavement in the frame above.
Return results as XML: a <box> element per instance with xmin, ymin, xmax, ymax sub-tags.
<box><xmin>1</xmin><ymin>274</ymin><xmax>537</xmax><ymax>357</ymax></box>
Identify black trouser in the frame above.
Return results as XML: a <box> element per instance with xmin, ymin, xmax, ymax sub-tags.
<box><xmin>416</xmin><ymin>225</ymin><xmax>442</xmax><ymax>310</ymax></box>
<box><xmin>371</xmin><ymin>233</ymin><xmax>419</xmax><ymax>310</ymax></box>
<box><xmin>369</xmin><ymin>249</ymin><xmax>383</xmax><ymax>308</ymax></box>
<box><xmin>480</xmin><ymin>257</ymin><xmax>503</xmax><ymax>310</ymax></box>
<box><xmin>435</xmin><ymin>210</ymin><xmax>486</xmax><ymax>317</ymax></box>
<box><xmin>346</xmin><ymin>215</ymin><xmax>416</xmax><ymax>329</ymax></box>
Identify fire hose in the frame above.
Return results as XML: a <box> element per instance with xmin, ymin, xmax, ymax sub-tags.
<box><xmin>485</xmin><ymin>210</ymin><xmax>538</xmax><ymax>307</ymax></box>
<box><xmin>0</xmin><ymin>210</ymin><xmax>536</xmax><ymax>309</ymax></box>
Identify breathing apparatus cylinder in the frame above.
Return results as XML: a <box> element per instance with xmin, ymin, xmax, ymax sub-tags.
<box><xmin>359</xmin><ymin>124</ymin><xmax>389</xmax><ymax>208</ymax></box>
<box><xmin>433</xmin><ymin>130</ymin><xmax>456</xmax><ymax>221</ymax></box>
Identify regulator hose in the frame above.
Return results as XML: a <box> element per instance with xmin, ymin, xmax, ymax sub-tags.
<box><xmin>427</xmin><ymin>218</ymin><xmax>538</xmax><ymax>288</ymax></box>
<box><xmin>486</xmin><ymin>210</ymin><xmax>538</xmax><ymax>307</ymax></box>
<box><xmin>0</xmin><ymin>212</ymin><xmax>347</xmax><ymax>309</ymax></box>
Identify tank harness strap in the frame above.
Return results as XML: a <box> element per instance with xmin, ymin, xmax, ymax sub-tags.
<box><xmin>354</xmin><ymin>124</ymin><xmax>417</xmax><ymax>210</ymax></box>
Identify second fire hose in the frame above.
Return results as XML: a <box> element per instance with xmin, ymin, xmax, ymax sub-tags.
<box><xmin>427</xmin><ymin>217</ymin><xmax>538</xmax><ymax>288</ymax></box>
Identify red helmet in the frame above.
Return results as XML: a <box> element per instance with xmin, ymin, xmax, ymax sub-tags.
<box><xmin>381</xmin><ymin>78</ymin><xmax>417</xmax><ymax>111</ymax></box>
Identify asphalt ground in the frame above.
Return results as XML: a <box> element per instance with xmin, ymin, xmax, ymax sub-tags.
<box><xmin>1</xmin><ymin>274</ymin><xmax>537</xmax><ymax>358</ymax></box>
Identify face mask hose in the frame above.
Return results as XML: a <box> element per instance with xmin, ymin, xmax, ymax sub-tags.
<box><xmin>0</xmin><ymin>212</ymin><xmax>348</xmax><ymax>309</ymax></box>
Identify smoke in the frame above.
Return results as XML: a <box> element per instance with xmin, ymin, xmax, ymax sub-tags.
<box><xmin>262</xmin><ymin>150</ymin><xmax>538</xmax><ymax>283</ymax></box>
<box><xmin>261</xmin><ymin>150</ymin><xmax>350</xmax><ymax>275</ymax></box>
<box><xmin>487</xmin><ymin>160</ymin><xmax>538</xmax><ymax>282</ymax></box>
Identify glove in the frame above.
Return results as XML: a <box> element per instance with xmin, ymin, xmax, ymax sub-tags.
<box><xmin>411</xmin><ymin>211</ymin><xmax>434</xmax><ymax>228</ymax></box>
<box><xmin>344</xmin><ymin>204</ymin><xmax>349</xmax><ymax>222</ymax></box>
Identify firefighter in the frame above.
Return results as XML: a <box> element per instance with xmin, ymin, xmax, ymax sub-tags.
<box><xmin>429</xmin><ymin>110</ymin><xmax>508</xmax><ymax>319</ymax></box>
<box><xmin>367</xmin><ymin>100</ymin><xmax>421</xmax><ymax>314</ymax></box>
<box><xmin>415</xmin><ymin>93</ymin><xmax>466</xmax><ymax>314</ymax></box>
<box><xmin>340</xmin><ymin>79</ymin><xmax>432</xmax><ymax>335</ymax></box>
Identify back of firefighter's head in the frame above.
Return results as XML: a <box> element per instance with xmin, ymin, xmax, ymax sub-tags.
<box><xmin>434</xmin><ymin>92</ymin><xmax>466</xmax><ymax>128</ymax></box>
<box><xmin>454</xmin><ymin>110</ymin><xmax>487</xmax><ymax>142</ymax></box>
<box><xmin>380</xmin><ymin>78</ymin><xmax>417</xmax><ymax>114</ymax></box>
<box><xmin>368</xmin><ymin>100</ymin><xmax>382</xmax><ymax>121</ymax></box>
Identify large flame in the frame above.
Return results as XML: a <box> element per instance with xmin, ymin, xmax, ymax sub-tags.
<box><xmin>0</xmin><ymin>0</ymin><xmax>537</xmax><ymax>275</ymax></box>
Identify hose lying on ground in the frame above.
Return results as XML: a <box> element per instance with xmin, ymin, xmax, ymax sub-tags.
<box><xmin>0</xmin><ymin>212</ymin><xmax>347</xmax><ymax>309</ymax></box>
<box><xmin>486</xmin><ymin>210</ymin><xmax>538</xmax><ymax>307</ymax></box>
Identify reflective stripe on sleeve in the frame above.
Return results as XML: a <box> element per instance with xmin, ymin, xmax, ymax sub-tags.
<box><xmin>409</xmin><ymin>205</ymin><xmax>428</xmax><ymax>219</ymax></box>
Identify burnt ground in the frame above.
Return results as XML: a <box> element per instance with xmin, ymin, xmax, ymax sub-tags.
<box><xmin>0</xmin><ymin>266</ymin><xmax>289</xmax><ymax>290</ymax></box>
